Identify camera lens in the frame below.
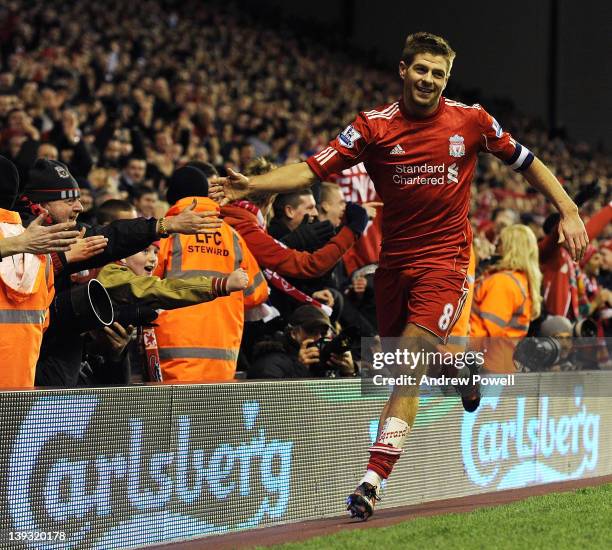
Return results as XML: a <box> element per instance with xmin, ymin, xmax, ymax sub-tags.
<box><xmin>87</xmin><ymin>279</ymin><xmax>114</xmax><ymax>326</ymax></box>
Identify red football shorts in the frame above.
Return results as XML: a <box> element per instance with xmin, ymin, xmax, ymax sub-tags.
<box><xmin>374</xmin><ymin>266</ymin><xmax>469</xmax><ymax>340</ymax></box>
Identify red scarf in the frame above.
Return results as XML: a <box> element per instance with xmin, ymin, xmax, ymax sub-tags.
<box><xmin>137</xmin><ymin>326</ymin><xmax>162</xmax><ymax>382</ymax></box>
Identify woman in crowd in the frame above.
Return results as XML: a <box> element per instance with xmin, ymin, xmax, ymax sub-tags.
<box><xmin>470</xmin><ymin>224</ymin><xmax>542</xmax><ymax>373</ymax></box>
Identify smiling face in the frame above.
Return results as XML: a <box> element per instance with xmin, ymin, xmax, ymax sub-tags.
<box><xmin>399</xmin><ymin>53</ymin><xmax>450</xmax><ymax>116</ymax></box>
<box><xmin>125</xmin><ymin>244</ymin><xmax>159</xmax><ymax>277</ymax></box>
<box><xmin>285</xmin><ymin>193</ymin><xmax>318</xmax><ymax>231</ymax></box>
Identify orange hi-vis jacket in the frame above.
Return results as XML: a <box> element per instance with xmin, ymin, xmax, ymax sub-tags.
<box><xmin>0</xmin><ymin>209</ymin><xmax>54</xmax><ymax>388</ymax></box>
<box><xmin>153</xmin><ymin>197</ymin><xmax>268</xmax><ymax>381</ymax></box>
<box><xmin>470</xmin><ymin>270</ymin><xmax>531</xmax><ymax>373</ymax></box>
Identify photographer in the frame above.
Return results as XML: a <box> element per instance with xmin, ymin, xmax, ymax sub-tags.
<box><xmin>514</xmin><ymin>314</ymin><xmax>605</xmax><ymax>372</ymax></box>
<box><xmin>536</xmin><ymin>315</ymin><xmax>574</xmax><ymax>371</ymax></box>
<box><xmin>249</xmin><ymin>305</ymin><xmax>356</xmax><ymax>379</ymax></box>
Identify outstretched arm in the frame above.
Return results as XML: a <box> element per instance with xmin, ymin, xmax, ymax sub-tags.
<box><xmin>210</xmin><ymin>162</ymin><xmax>317</xmax><ymax>204</ymax></box>
<box><xmin>0</xmin><ymin>216</ymin><xmax>79</xmax><ymax>258</ymax></box>
<box><xmin>522</xmin><ymin>157</ymin><xmax>588</xmax><ymax>261</ymax></box>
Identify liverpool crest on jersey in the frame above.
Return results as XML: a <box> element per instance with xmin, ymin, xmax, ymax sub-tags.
<box><xmin>449</xmin><ymin>134</ymin><xmax>465</xmax><ymax>158</ymax></box>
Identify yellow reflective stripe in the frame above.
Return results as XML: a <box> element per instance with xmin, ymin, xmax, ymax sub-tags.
<box><xmin>232</xmin><ymin>230</ymin><xmax>242</xmax><ymax>271</ymax></box>
<box><xmin>244</xmin><ymin>271</ymin><xmax>265</xmax><ymax>297</ymax></box>
<box><xmin>168</xmin><ymin>234</ymin><xmax>183</xmax><ymax>278</ymax></box>
<box><xmin>476</xmin><ymin>310</ymin><xmax>509</xmax><ymax>328</ymax></box>
<box><xmin>501</xmin><ymin>272</ymin><xmax>529</xmax><ymax>330</ymax></box>
<box><xmin>168</xmin><ymin>232</ymin><xmax>240</xmax><ymax>277</ymax></box>
<box><xmin>502</xmin><ymin>271</ymin><xmax>527</xmax><ymax>300</ymax></box>
<box><xmin>472</xmin><ymin>306</ymin><xmax>528</xmax><ymax>332</ymax></box>
<box><xmin>0</xmin><ymin>309</ymin><xmax>46</xmax><ymax>324</ymax></box>
<box><xmin>158</xmin><ymin>347</ymin><xmax>239</xmax><ymax>361</ymax></box>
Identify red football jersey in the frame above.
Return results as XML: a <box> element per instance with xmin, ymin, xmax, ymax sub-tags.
<box><xmin>307</xmin><ymin>97</ymin><xmax>534</xmax><ymax>272</ymax></box>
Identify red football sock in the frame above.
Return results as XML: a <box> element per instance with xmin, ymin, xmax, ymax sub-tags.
<box><xmin>367</xmin><ymin>443</ymin><xmax>402</xmax><ymax>479</ymax></box>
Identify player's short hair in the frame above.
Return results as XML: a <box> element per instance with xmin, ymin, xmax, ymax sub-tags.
<box><xmin>401</xmin><ymin>32</ymin><xmax>456</xmax><ymax>72</ymax></box>
<box><xmin>97</xmin><ymin>199</ymin><xmax>136</xmax><ymax>225</ymax></box>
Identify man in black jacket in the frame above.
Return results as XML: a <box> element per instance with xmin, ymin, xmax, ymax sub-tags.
<box><xmin>16</xmin><ymin>158</ymin><xmax>222</xmax><ymax>386</ymax></box>
<box><xmin>249</xmin><ymin>305</ymin><xmax>355</xmax><ymax>379</ymax></box>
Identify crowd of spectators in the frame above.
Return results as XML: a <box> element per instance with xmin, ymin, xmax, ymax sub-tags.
<box><xmin>0</xmin><ymin>0</ymin><xmax>610</xmax><ymax>387</ymax></box>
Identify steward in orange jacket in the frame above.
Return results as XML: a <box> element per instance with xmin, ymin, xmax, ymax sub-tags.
<box><xmin>470</xmin><ymin>270</ymin><xmax>531</xmax><ymax>374</ymax></box>
<box><xmin>0</xmin><ymin>208</ymin><xmax>54</xmax><ymax>388</ymax></box>
<box><xmin>469</xmin><ymin>225</ymin><xmax>542</xmax><ymax>374</ymax></box>
<box><xmin>153</xmin><ymin>169</ymin><xmax>268</xmax><ymax>381</ymax></box>
<box><xmin>471</xmin><ymin>270</ymin><xmax>532</xmax><ymax>338</ymax></box>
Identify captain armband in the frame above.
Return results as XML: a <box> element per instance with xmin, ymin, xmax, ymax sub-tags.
<box><xmin>506</xmin><ymin>142</ymin><xmax>534</xmax><ymax>172</ymax></box>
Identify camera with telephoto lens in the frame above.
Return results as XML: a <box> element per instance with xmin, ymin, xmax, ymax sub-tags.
<box><xmin>310</xmin><ymin>326</ymin><xmax>361</xmax><ymax>377</ymax></box>
<box><xmin>513</xmin><ymin>318</ymin><xmax>598</xmax><ymax>371</ymax></box>
<box><xmin>52</xmin><ymin>279</ymin><xmax>114</xmax><ymax>333</ymax></box>
<box><xmin>114</xmin><ymin>304</ymin><xmax>159</xmax><ymax>327</ymax></box>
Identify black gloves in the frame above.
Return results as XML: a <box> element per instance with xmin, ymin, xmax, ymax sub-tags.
<box><xmin>543</xmin><ymin>180</ymin><xmax>601</xmax><ymax>235</ymax></box>
<box><xmin>280</xmin><ymin>217</ymin><xmax>336</xmax><ymax>252</ymax></box>
<box><xmin>344</xmin><ymin>202</ymin><xmax>369</xmax><ymax>237</ymax></box>
<box><xmin>574</xmin><ymin>181</ymin><xmax>601</xmax><ymax>208</ymax></box>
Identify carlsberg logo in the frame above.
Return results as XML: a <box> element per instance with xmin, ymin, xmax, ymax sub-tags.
<box><xmin>461</xmin><ymin>388</ymin><xmax>599</xmax><ymax>490</ymax></box>
<box><xmin>8</xmin><ymin>396</ymin><xmax>293</xmax><ymax>549</ymax></box>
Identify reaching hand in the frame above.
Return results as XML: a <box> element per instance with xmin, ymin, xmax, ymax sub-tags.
<box><xmin>64</xmin><ymin>228</ymin><xmax>108</xmax><ymax>263</ymax></box>
<box><xmin>312</xmin><ymin>289</ymin><xmax>335</xmax><ymax>307</ymax></box>
<box><xmin>101</xmin><ymin>322</ymin><xmax>134</xmax><ymax>360</ymax></box>
<box><xmin>16</xmin><ymin>215</ymin><xmax>80</xmax><ymax>254</ymax></box>
<box><xmin>164</xmin><ymin>198</ymin><xmax>223</xmax><ymax>234</ymax></box>
<box><xmin>327</xmin><ymin>351</ymin><xmax>356</xmax><ymax>375</ymax></box>
<box><xmin>208</xmin><ymin>169</ymin><xmax>250</xmax><ymax>206</ymax></box>
<box><xmin>573</xmin><ymin>181</ymin><xmax>601</xmax><ymax>208</ymax></box>
<box><xmin>282</xmin><ymin>219</ymin><xmax>335</xmax><ymax>251</ymax></box>
<box><xmin>593</xmin><ymin>288</ymin><xmax>612</xmax><ymax>310</ymax></box>
<box><xmin>227</xmin><ymin>268</ymin><xmax>249</xmax><ymax>292</ymax></box>
<box><xmin>557</xmin><ymin>211</ymin><xmax>589</xmax><ymax>261</ymax></box>
<box><xmin>473</xmin><ymin>236</ymin><xmax>496</xmax><ymax>261</ymax></box>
